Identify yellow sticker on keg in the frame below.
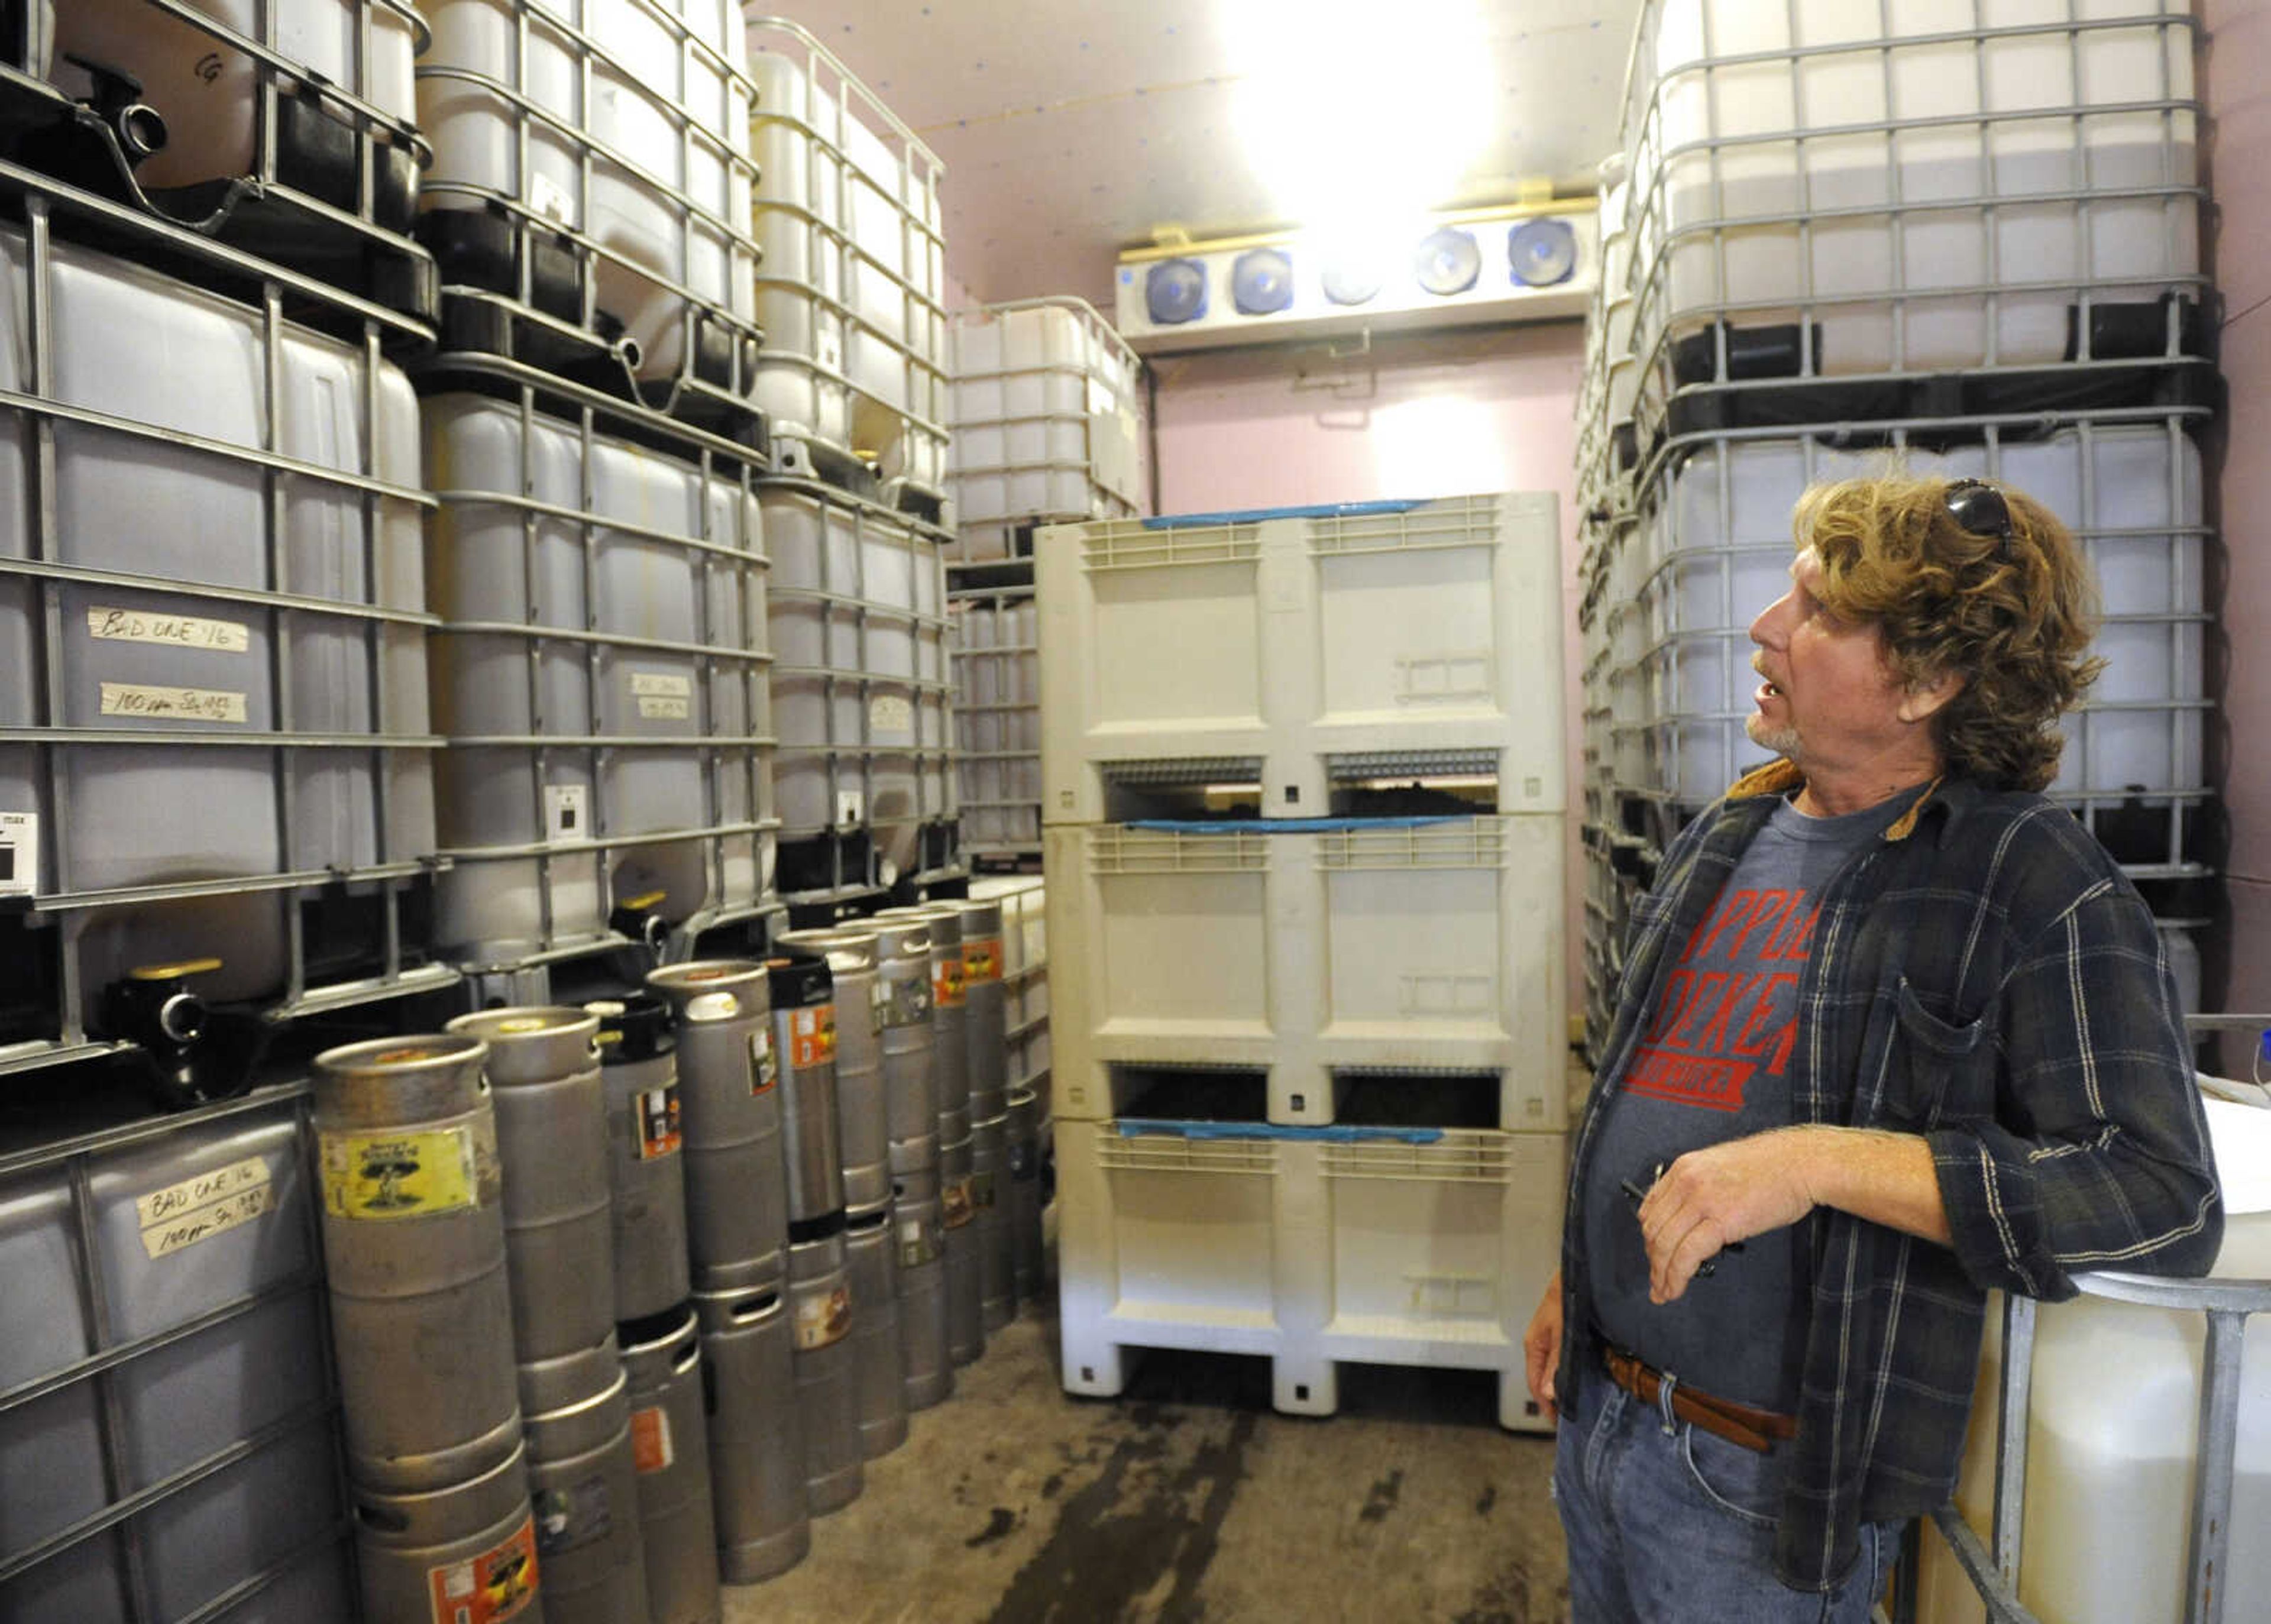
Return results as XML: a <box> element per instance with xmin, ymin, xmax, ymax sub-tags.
<box><xmin>99</xmin><ymin>682</ymin><xmax>247</xmax><ymax>724</ymax></box>
<box><xmin>963</xmin><ymin>936</ymin><xmax>1004</xmax><ymax>985</ymax></box>
<box><xmin>793</xmin><ymin>1283</ymin><xmax>852</xmax><ymax>1351</ymax></box>
<box><xmin>933</xmin><ymin>956</ymin><xmax>966</xmax><ymax>1010</ymax></box>
<box><xmin>86</xmin><ymin>606</ymin><xmax>251</xmax><ymax>654</ymax></box>
<box><xmin>320</xmin><ymin>1127</ymin><xmax>478</xmax><ymax>1221</ymax></box>
<box><xmin>135</xmin><ymin>1156</ymin><xmax>275</xmax><ymax>1259</ymax></box>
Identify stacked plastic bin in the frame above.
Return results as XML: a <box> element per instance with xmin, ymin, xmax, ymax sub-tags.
<box><xmin>1039</xmin><ymin>496</ymin><xmax>1569</xmax><ymax>1429</ymax></box>
<box><xmin>1577</xmin><ymin>0</ymin><xmax>2217</xmax><ymax>1054</ymax></box>
<box><xmin>946</xmin><ymin>298</ymin><xmax>1147</xmax><ymax>870</ymax></box>
<box><xmin>748</xmin><ymin>18</ymin><xmax>961</xmax><ymax>913</ymax></box>
<box><xmin>0</xmin><ymin>7</ymin><xmax>443</xmax><ymax>1609</ymax></box>
<box><xmin>414</xmin><ymin>0</ymin><xmax>779</xmax><ymax>1008</ymax></box>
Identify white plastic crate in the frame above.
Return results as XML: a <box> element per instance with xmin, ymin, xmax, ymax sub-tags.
<box><xmin>1615</xmin><ymin>419</ymin><xmax>2208</xmax><ymax>869</ymax></box>
<box><xmin>951</xmin><ymin>590</ymin><xmax>1040</xmax><ymax>859</ymax></box>
<box><xmin>948</xmin><ymin>297</ymin><xmax>1147</xmax><ymax>522</ymax></box>
<box><xmin>1056</xmin><ymin>1118</ymin><xmax>1563</xmax><ymax>1430</ymax></box>
<box><xmin>746</xmin><ymin>18</ymin><xmax>948</xmax><ymax>493</ymax></box>
<box><xmin>1615</xmin><ymin>0</ymin><xmax>2202</xmax><ymax>418</ymax></box>
<box><xmin>1044</xmin><ymin>817</ymin><xmax>1567</xmax><ymax>1129</ymax></box>
<box><xmin>1037</xmin><ymin>494</ymin><xmax>1567</xmax><ymax>824</ymax></box>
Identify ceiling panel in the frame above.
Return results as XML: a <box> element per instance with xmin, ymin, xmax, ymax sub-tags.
<box><xmin>755</xmin><ymin>2</ymin><xmax>1642</xmax><ymax>312</ymax></box>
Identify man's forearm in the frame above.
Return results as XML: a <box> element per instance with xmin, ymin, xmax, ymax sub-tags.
<box><xmin>1791</xmin><ymin>1124</ymin><xmax>1953</xmax><ymax>1247</ymax></box>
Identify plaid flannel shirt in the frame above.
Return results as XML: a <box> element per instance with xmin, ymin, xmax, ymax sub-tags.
<box><xmin>1558</xmin><ymin>759</ymin><xmax>2223</xmax><ymax>1591</ymax></box>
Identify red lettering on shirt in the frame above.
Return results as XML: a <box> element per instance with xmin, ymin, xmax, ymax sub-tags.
<box><xmin>1620</xmin><ymin>889</ymin><xmax>1810</xmax><ymax>1113</ymax></box>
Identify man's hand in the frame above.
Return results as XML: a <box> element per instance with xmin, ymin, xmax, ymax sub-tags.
<box><xmin>1522</xmin><ymin>1270</ymin><xmax>1564</xmax><ymax>1424</ymax></box>
<box><xmin>1639</xmin><ymin>1129</ymin><xmax>1820</xmax><ymax>1303</ymax></box>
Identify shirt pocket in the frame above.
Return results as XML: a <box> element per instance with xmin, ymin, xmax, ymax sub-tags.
<box><xmin>1885</xmin><ymin>975</ymin><xmax>1995</xmax><ymax>1130</ymax></box>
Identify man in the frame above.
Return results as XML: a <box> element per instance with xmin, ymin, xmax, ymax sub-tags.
<box><xmin>1525</xmin><ymin>473</ymin><xmax>2223</xmax><ymax>1620</ymax></box>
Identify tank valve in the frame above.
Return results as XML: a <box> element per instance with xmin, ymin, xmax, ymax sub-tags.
<box><xmin>100</xmin><ymin>959</ymin><xmax>231</xmax><ymax>1107</ymax></box>
<box><xmin>610</xmin><ymin>891</ymin><xmax>672</xmax><ymax>962</ymax></box>
<box><xmin>61</xmin><ymin>54</ymin><xmax>170</xmax><ymax>169</ymax></box>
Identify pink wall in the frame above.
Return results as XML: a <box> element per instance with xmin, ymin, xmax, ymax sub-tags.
<box><xmin>2204</xmin><ymin>2</ymin><xmax>2271</xmax><ymax>1054</ymax></box>
<box><xmin>1149</xmin><ymin>321</ymin><xmax>1592</xmax><ymax>1037</ymax></box>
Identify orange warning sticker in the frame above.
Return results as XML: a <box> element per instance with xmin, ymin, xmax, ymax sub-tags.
<box><xmin>933</xmin><ymin>956</ymin><xmax>966</xmax><ymax>1009</ymax></box>
<box><xmin>793</xmin><ymin>1283</ymin><xmax>853</xmax><ymax>1350</ymax></box>
<box><xmin>963</xmin><ymin>936</ymin><xmax>1004</xmax><ymax>985</ymax></box>
<box><xmin>629</xmin><ymin>1404</ymin><xmax>673</xmax><ymax>1474</ymax></box>
<box><xmin>942</xmin><ymin>1176</ymin><xmax>974</xmax><ymax>1230</ymax></box>
<box><xmin>633</xmin><ymin>1085</ymin><xmax>682</xmax><ymax>1161</ymax></box>
<box><xmin>426</xmin><ymin>1512</ymin><xmax>538</xmax><ymax>1624</ymax></box>
<box><xmin>790</xmin><ymin>1004</ymin><xmax>836</xmax><ymax>1067</ymax></box>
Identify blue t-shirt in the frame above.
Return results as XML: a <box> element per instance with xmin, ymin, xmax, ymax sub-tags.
<box><xmin>1583</xmin><ymin>788</ymin><xmax>1919</xmax><ymax>1409</ymax></box>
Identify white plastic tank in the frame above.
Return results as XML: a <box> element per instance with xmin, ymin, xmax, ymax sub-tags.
<box><xmin>1626</xmin><ymin>0</ymin><xmax>2199</xmax><ymax>376</ymax></box>
<box><xmin>1639</xmin><ymin>424</ymin><xmax>2204</xmax><ymax>806</ymax></box>
<box><xmin>418</xmin><ymin>0</ymin><xmax>758</xmax><ymax>384</ymax></box>
<box><xmin>54</xmin><ymin>0</ymin><xmax>420</xmax><ymax>190</ymax></box>
<box><xmin>0</xmin><ymin>224</ymin><xmax>431</xmax><ymax>1015</ymax></box>
<box><xmin>748</xmin><ymin>20</ymin><xmax>947</xmax><ymax>467</ymax></box>
<box><xmin>762</xmin><ymin>480</ymin><xmax>947</xmax><ymax>875</ymax></box>
<box><xmin>423</xmin><ymin>394</ymin><xmax>771</xmax><ymax>963</ymax></box>
<box><xmin>1917</xmin><ymin>1090</ymin><xmax>2271</xmax><ymax>1624</ymax></box>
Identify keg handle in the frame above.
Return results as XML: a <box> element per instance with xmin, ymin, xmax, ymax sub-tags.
<box><xmin>671</xmin><ymin>1341</ymin><xmax>700</xmax><ymax>1376</ymax></box>
<box><xmin>730</xmin><ymin>1290</ymin><xmax>781</xmax><ymax>1325</ymax></box>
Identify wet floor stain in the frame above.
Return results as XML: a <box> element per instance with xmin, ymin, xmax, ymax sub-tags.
<box><xmin>987</xmin><ymin>1407</ymin><xmax>1257</xmax><ymax>1623</ymax></box>
<box><xmin>966</xmin><ymin>1507</ymin><xmax>1020</xmax><ymax>1548</ymax></box>
<box><xmin>1476</xmin><ymin>1484</ymin><xmax>1499</xmax><ymax>1516</ymax></box>
<box><xmin>1453</xmin><ymin>1560</ymin><xmax>1540</xmax><ymax>1624</ymax></box>
<box><xmin>1359</xmin><ymin>1469</ymin><xmax>1405</xmax><ymax>1523</ymax></box>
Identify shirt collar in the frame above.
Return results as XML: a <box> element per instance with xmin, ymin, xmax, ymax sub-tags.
<box><xmin>1723</xmin><ymin>759</ymin><xmax>1948</xmax><ymax>842</ymax></box>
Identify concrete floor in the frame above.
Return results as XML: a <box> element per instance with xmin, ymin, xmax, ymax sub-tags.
<box><xmin>726</xmin><ymin>1293</ymin><xmax>1570</xmax><ymax>1624</ymax></box>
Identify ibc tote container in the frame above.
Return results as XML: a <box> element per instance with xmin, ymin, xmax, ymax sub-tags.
<box><xmin>1615</xmin><ymin>0</ymin><xmax>2207</xmax><ymax>432</ymax></box>
<box><xmin>0</xmin><ymin>208</ymin><xmax>449</xmax><ymax>1081</ymax></box>
<box><xmin>418</xmin><ymin>0</ymin><xmax>762</xmax><ymax>409</ymax></box>
<box><xmin>746</xmin><ymin>16</ymin><xmax>949</xmax><ymax>500</ymax></box>
<box><xmin>0</xmin><ymin>1092</ymin><xmax>357</xmax><ymax>1622</ymax></box>
<box><xmin>36</xmin><ymin>0</ymin><xmax>435</xmax><ymax>318</ymax></box>
<box><xmin>423</xmin><ymin>392</ymin><xmax>775</xmax><ymax>988</ymax></box>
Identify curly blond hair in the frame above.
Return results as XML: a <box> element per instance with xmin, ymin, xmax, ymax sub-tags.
<box><xmin>1794</xmin><ymin>473</ymin><xmax>2105</xmax><ymax>792</ymax></box>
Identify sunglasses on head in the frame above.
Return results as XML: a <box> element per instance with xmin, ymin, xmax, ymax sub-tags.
<box><xmin>1945</xmin><ymin>478</ymin><xmax>2014</xmax><ymax>559</ymax></box>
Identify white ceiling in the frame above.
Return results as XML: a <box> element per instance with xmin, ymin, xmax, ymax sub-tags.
<box><xmin>759</xmin><ymin>2</ymin><xmax>1644</xmax><ymax>313</ymax></box>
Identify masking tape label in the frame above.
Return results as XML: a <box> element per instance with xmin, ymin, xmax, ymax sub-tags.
<box><xmin>87</xmin><ymin>606</ymin><xmax>251</xmax><ymax>653</ymax></box>
<box><xmin>100</xmin><ymin>682</ymin><xmax>247</xmax><ymax>723</ymax></box>
<box><xmin>869</xmin><ymin>693</ymin><xmax>914</xmax><ymax>736</ymax></box>
<box><xmin>0</xmin><ymin>811</ymin><xmax>36</xmax><ymax>898</ymax></box>
<box><xmin>137</xmin><ymin>1156</ymin><xmax>276</xmax><ymax>1259</ymax></box>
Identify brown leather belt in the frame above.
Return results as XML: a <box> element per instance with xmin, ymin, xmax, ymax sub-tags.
<box><xmin>1602</xmin><ymin>1346</ymin><xmax>1798</xmax><ymax>1455</ymax></box>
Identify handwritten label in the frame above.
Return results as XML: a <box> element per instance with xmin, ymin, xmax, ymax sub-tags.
<box><xmin>99</xmin><ymin>682</ymin><xmax>247</xmax><ymax>724</ymax></box>
<box><xmin>869</xmin><ymin>693</ymin><xmax>914</xmax><ymax>736</ymax></box>
<box><xmin>86</xmin><ymin>606</ymin><xmax>251</xmax><ymax>653</ymax></box>
<box><xmin>630</xmin><ymin>672</ymin><xmax>692</xmax><ymax>698</ymax></box>
<box><xmin>636</xmin><ymin>695</ymin><xmax>691</xmax><ymax>720</ymax></box>
<box><xmin>136</xmin><ymin>1155</ymin><xmax>275</xmax><ymax>1259</ymax></box>
<box><xmin>0</xmin><ymin>811</ymin><xmax>35</xmax><ymax>898</ymax></box>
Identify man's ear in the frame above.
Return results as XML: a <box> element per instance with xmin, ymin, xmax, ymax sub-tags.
<box><xmin>1898</xmin><ymin>667</ymin><xmax>1966</xmax><ymax>725</ymax></box>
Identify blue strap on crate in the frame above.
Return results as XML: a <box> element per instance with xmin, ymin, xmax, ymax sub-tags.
<box><xmin>1115</xmin><ymin>1118</ymin><xmax>1445</xmax><ymax>1145</ymax></box>
<box><xmin>1138</xmin><ymin>499</ymin><xmax>1426</xmax><ymax>528</ymax></box>
<box><xmin>1125</xmin><ymin>816</ymin><xmax>1470</xmax><ymax>835</ymax></box>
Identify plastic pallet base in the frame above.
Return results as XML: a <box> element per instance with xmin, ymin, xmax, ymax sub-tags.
<box><xmin>409</xmin><ymin>347</ymin><xmax>768</xmax><ymax>477</ymax></box>
<box><xmin>0</xmin><ymin>73</ymin><xmax>438</xmax><ymax>338</ymax></box>
<box><xmin>1650</xmin><ymin>353</ymin><xmax>2221</xmax><ymax>457</ymax></box>
<box><xmin>1056</xmin><ymin>1338</ymin><xmax>1543</xmax><ymax>1433</ymax></box>
<box><xmin>416</xmin><ymin>211</ymin><xmax>766</xmax><ymax>452</ymax></box>
<box><xmin>770</xmin><ymin>429</ymin><xmax>950</xmax><ymax>528</ymax></box>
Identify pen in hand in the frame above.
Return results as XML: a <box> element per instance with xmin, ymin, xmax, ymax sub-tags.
<box><xmin>1622</xmin><ymin>1170</ymin><xmax>1745</xmax><ymax>1278</ymax></box>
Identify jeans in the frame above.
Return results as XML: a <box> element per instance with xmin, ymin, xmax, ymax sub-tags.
<box><xmin>1551</xmin><ymin>1366</ymin><xmax>1902</xmax><ymax>1623</ymax></box>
